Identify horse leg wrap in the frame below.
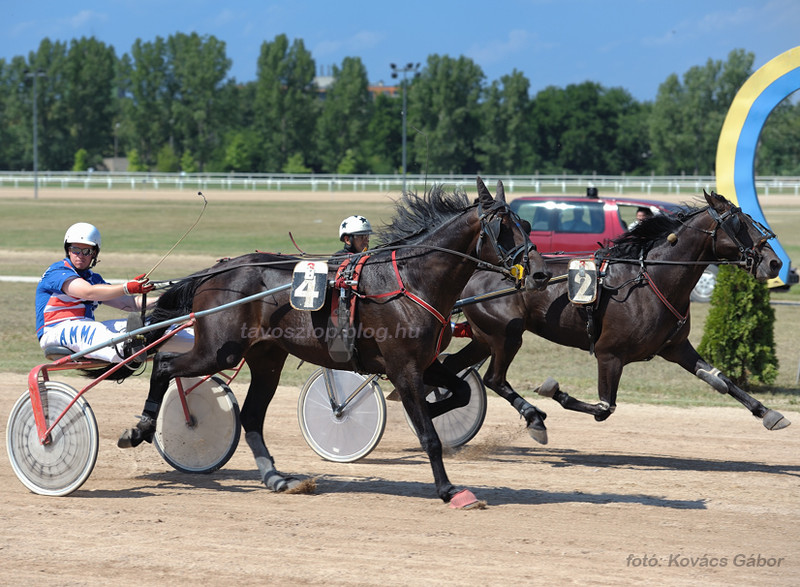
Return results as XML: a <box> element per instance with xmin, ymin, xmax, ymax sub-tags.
<box><xmin>143</xmin><ymin>399</ymin><xmax>161</xmax><ymax>419</ymax></box>
<box><xmin>512</xmin><ymin>396</ymin><xmax>531</xmax><ymax>415</ymax></box>
<box><xmin>245</xmin><ymin>430</ymin><xmax>276</xmax><ymax>481</ymax></box>
<box><xmin>696</xmin><ymin>368</ymin><xmax>728</xmax><ymax>394</ymax></box>
<box><xmin>245</xmin><ymin>431</ymin><xmax>301</xmax><ymax>492</ymax></box>
<box><xmin>534</xmin><ymin>377</ymin><xmax>559</xmax><ymax>398</ymax></box>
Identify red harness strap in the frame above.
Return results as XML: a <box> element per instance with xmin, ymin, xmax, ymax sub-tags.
<box><xmin>332</xmin><ymin>254</ymin><xmax>371</xmax><ymax>327</ymax></box>
<box><xmin>642</xmin><ymin>271</ymin><xmax>689</xmax><ymax>322</ymax></box>
<box><xmin>333</xmin><ymin>251</ymin><xmax>449</xmax><ymax>358</ymax></box>
<box><xmin>362</xmin><ymin>250</ymin><xmax>449</xmax><ymax>357</ymax></box>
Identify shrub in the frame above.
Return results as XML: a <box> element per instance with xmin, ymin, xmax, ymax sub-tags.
<box><xmin>156</xmin><ymin>144</ymin><xmax>180</xmax><ymax>172</ymax></box>
<box><xmin>72</xmin><ymin>148</ymin><xmax>89</xmax><ymax>171</ymax></box>
<box><xmin>697</xmin><ymin>264</ymin><xmax>778</xmax><ymax>386</ymax></box>
<box><xmin>127</xmin><ymin>148</ymin><xmax>148</xmax><ymax>172</ymax></box>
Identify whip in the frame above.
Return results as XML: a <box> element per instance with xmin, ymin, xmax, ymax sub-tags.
<box><xmin>144</xmin><ymin>191</ymin><xmax>208</xmax><ymax>279</ymax></box>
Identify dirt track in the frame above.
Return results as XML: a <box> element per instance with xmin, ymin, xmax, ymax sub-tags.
<box><xmin>2</xmin><ymin>372</ymin><xmax>798</xmax><ymax>586</ymax></box>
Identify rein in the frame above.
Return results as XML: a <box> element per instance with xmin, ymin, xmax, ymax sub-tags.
<box><xmin>597</xmin><ymin>201</ymin><xmax>775</xmax><ymax>321</ymax></box>
<box><xmin>355</xmin><ymin>250</ymin><xmax>449</xmax><ymax>356</ymax></box>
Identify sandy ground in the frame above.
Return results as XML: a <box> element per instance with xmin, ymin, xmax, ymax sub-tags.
<box><xmin>3</xmin><ymin>185</ymin><xmax>799</xmax><ymax>584</ymax></box>
<box><xmin>1</xmin><ymin>371</ymin><xmax>798</xmax><ymax>586</ymax></box>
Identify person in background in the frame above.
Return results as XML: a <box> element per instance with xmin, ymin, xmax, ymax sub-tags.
<box><xmin>629</xmin><ymin>206</ymin><xmax>654</xmax><ymax>230</ymax></box>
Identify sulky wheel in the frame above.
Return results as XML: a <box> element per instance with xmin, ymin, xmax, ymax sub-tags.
<box><xmin>404</xmin><ymin>362</ymin><xmax>488</xmax><ymax>448</ymax></box>
<box><xmin>154</xmin><ymin>376</ymin><xmax>241</xmax><ymax>474</ymax></box>
<box><xmin>6</xmin><ymin>381</ymin><xmax>99</xmax><ymax>497</ymax></box>
<box><xmin>298</xmin><ymin>368</ymin><xmax>386</xmax><ymax>463</ymax></box>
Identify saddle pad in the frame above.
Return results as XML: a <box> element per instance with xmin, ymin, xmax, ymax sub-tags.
<box><xmin>567</xmin><ymin>259</ymin><xmax>598</xmax><ymax>304</ymax></box>
<box><xmin>290</xmin><ymin>261</ymin><xmax>328</xmax><ymax>311</ymax></box>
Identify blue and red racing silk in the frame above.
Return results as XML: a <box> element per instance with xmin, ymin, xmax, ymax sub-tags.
<box><xmin>35</xmin><ymin>258</ymin><xmax>107</xmax><ymax>339</ymax></box>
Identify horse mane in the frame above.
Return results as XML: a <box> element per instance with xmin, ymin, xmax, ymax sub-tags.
<box><xmin>373</xmin><ymin>185</ymin><xmax>473</xmax><ymax>246</ymax></box>
<box><xmin>602</xmin><ymin>204</ymin><xmax>699</xmax><ymax>259</ymax></box>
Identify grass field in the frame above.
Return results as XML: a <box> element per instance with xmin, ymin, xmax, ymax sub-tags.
<box><xmin>1</xmin><ymin>189</ymin><xmax>799</xmax><ymax>411</ymax></box>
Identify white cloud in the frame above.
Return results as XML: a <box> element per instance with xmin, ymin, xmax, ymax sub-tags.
<box><xmin>67</xmin><ymin>10</ymin><xmax>108</xmax><ymax>29</ymax></box>
<box><xmin>466</xmin><ymin>29</ymin><xmax>539</xmax><ymax>66</ymax></box>
<box><xmin>314</xmin><ymin>30</ymin><xmax>384</xmax><ymax>59</ymax></box>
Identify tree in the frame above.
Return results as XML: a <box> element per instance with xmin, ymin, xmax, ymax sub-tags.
<box><xmin>697</xmin><ymin>264</ymin><xmax>778</xmax><ymax>386</ymax></box>
<box><xmin>24</xmin><ymin>38</ymin><xmax>72</xmax><ymax>171</ymax></box>
<box><xmin>409</xmin><ymin>55</ymin><xmax>484</xmax><ymax>174</ymax></box>
<box><xmin>478</xmin><ymin>70</ymin><xmax>537</xmax><ymax>174</ymax></box>
<box><xmin>599</xmin><ymin>87</ymin><xmax>652</xmax><ymax>174</ymax></box>
<box><xmin>649</xmin><ymin>50</ymin><xmax>753</xmax><ymax>175</ymax></box>
<box><xmin>362</xmin><ymin>92</ymin><xmax>401</xmax><ymax>174</ymax></box>
<box><xmin>253</xmin><ymin>34</ymin><xmax>317</xmax><ymax>172</ymax></box>
<box><xmin>315</xmin><ymin>57</ymin><xmax>371</xmax><ymax>173</ymax></box>
<box><xmin>0</xmin><ymin>55</ymin><xmax>31</xmax><ymax>170</ymax></box>
<box><xmin>165</xmin><ymin>32</ymin><xmax>233</xmax><ymax>169</ymax></box>
<box><xmin>125</xmin><ymin>36</ymin><xmax>172</xmax><ymax>166</ymax></box>
<box><xmin>63</xmin><ymin>37</ymin><xmax>117</xmax><ymax>163</ymax></box>
<box><xmin>757</xmin><ymin>100</ymin><xmax>800</xmax><ymax>175</ymax></box>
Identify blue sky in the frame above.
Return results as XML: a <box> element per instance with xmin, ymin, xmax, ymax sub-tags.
<box><xmin>2</xmin><ymin>0</ymin><xmax>798</xmax><ymax>101</ymax></box>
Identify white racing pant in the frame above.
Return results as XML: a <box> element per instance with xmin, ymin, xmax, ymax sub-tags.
<box><xmin>39</xmin><ymin>318</ymin><xmax>129</xmax><ymax>362</ymax></box>
<box><xmin>39</xmin><ymin>319</ymin><xmax>195</xmax><ymax>362</ymax></box>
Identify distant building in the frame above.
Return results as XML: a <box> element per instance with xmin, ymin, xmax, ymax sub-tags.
<box><xmin>313</xmin><ymin>65</ymin><xmax>398</xmax><ymax>100</ymax></box>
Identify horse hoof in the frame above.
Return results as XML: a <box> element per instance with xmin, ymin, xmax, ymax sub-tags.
<box><xmin>763</xmin><ymin>410</ymin><xmax>791</xmax><ymax>431</ymax></box>
<box><xmin>385</xmin><ymin>389</ymin><xmax>401</xmax><ymax>402</ymax></box>
<box><xmin>264</xmin><ymin>470</ymin><xmax>305</xmax><ymax>492</ymax></box>
<box><xmin>116</xmin><ymin>415</ymin><xmax>155</xmax><ymax>448</ymax></box>
<box><xmin>448</xmin><ymin>489</ymin><xmax>485</xmax><ymax>510</ymax></box>
<box><xmin>528</xmin><ymin>425</ymin><xmax>548</xmax><ymax>445</ymax></box>
<box><xmin>535</xmin><ymin>377</ymin><xmax>559</xmax><ymax>398</ymax></box>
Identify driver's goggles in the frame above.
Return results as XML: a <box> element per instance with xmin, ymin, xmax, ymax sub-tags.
<box><xmin>68</xmin><ymin>246</ymin><xmax>96</xmax><ymax>256</ymax></box>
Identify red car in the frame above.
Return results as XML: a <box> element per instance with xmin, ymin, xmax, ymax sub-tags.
<box><xmin>508</xmin><ymin>191</ymin><xmax>721</xmax><ymax>302</ymax></box>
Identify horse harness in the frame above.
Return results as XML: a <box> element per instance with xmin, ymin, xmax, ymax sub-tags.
<box><xmin>329</xmin><ymin>199</ymin><xmax>531</xmax><ymax>372</ymax></box>
<box><xmin>576</xmin><ymin>203</ymin><xmax>772</xmax><ymax>357</ymax></box>
<box><xmin>330</xmin><ymin>249</ymin><xmax>452</xmax><ymax>372</ymax></box>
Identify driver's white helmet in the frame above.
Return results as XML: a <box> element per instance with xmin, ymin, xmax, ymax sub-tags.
<box><xmin>339</xmin><ymin>215</ymin><xmax>372</xmax><ymax>241</ymax></box>
<box><xmin>64</xmin><ymin>222</ymin><xmax>102</xmax><ymax>251</ymax></box>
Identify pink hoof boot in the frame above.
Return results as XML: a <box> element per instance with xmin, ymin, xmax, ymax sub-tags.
<box><xmin>449</xmin><ymin>489</ymin><xmax>483</xmax><ymax>509</ymax></box>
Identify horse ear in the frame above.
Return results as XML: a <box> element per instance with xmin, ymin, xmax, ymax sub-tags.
<box><xmin>495</xmin><ymin>180</ymin><xmax>506</xmax><ymax>203</ymax></box>
<box><xmin>476</xmin><ymin>176</ymin><xmax>493</xmax><ymax>205</ymax></box>
<box><xmin>704</xmin><ymin>189</ymin><xmax>727</xmax><ymax>211</ymax></box>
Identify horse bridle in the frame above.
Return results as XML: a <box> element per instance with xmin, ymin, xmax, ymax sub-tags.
<box><xmin>475</xmin><ymin>199</ymin><xmax>532</xmax><ymax>284</ymax></box>
<box><xmin>703</xmin><ymin>205</ymin><xmax>774</xmax><ymax>274</ymax></box>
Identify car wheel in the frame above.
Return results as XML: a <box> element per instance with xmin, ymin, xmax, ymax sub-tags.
<box><xmin>690</xmin><ymin>265</ymin><xmax>718</xmax><ymax>303</ymax></box>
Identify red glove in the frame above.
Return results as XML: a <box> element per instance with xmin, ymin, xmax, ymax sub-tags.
<box><xmin>123</xmin><ymin>274</ymin><xmax>154</xmax><ymax>295</ymax></box>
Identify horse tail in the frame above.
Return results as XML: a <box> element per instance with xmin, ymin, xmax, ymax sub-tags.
<box><xmin>148</xmin><ymin>275</ymin><xmax>203</xmax><ymax>325</ymax></box>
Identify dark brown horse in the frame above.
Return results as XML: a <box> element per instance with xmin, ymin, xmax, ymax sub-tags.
<box><xmin>119</xmin><ymin>177</ymin><xmax>550</xmax><ymax>505</ymax></box>
<box><xmin>445</xmin><ymin>190</ymin><xmax>789</xmax><ymax>441</ymax></box>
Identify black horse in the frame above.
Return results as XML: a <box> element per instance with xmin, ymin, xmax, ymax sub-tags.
<box><xmin>119</xmin><ymin>177</ymin><xmax>551</xmax><ymax>505</ymax></box>
<box><xmin>445</xmin><ymin>190</ymin><xmax>789</xmax><ymax>440</ymax></box>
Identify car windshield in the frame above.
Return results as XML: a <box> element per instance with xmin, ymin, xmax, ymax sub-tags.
<box><xmin>514</xmin><ymin>200</ymin><xmax>605</xmax><ymax>234</ymax></box>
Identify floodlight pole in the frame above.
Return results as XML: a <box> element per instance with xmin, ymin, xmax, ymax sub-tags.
<box><xmin>26</xmin><ymin>70</ymin><xmax>46</xmax><ymax>200</ymax></box>
<box><xmin>390</xmin><ymin>62</ymin><xmax>420</xmax><ymax>194</ymax></box>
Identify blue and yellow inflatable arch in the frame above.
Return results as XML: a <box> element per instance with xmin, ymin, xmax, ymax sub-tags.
<box><xmin>716</xmin><ymin>46</ymin><xmax>800</xmax><ymax>287</ymax></box>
